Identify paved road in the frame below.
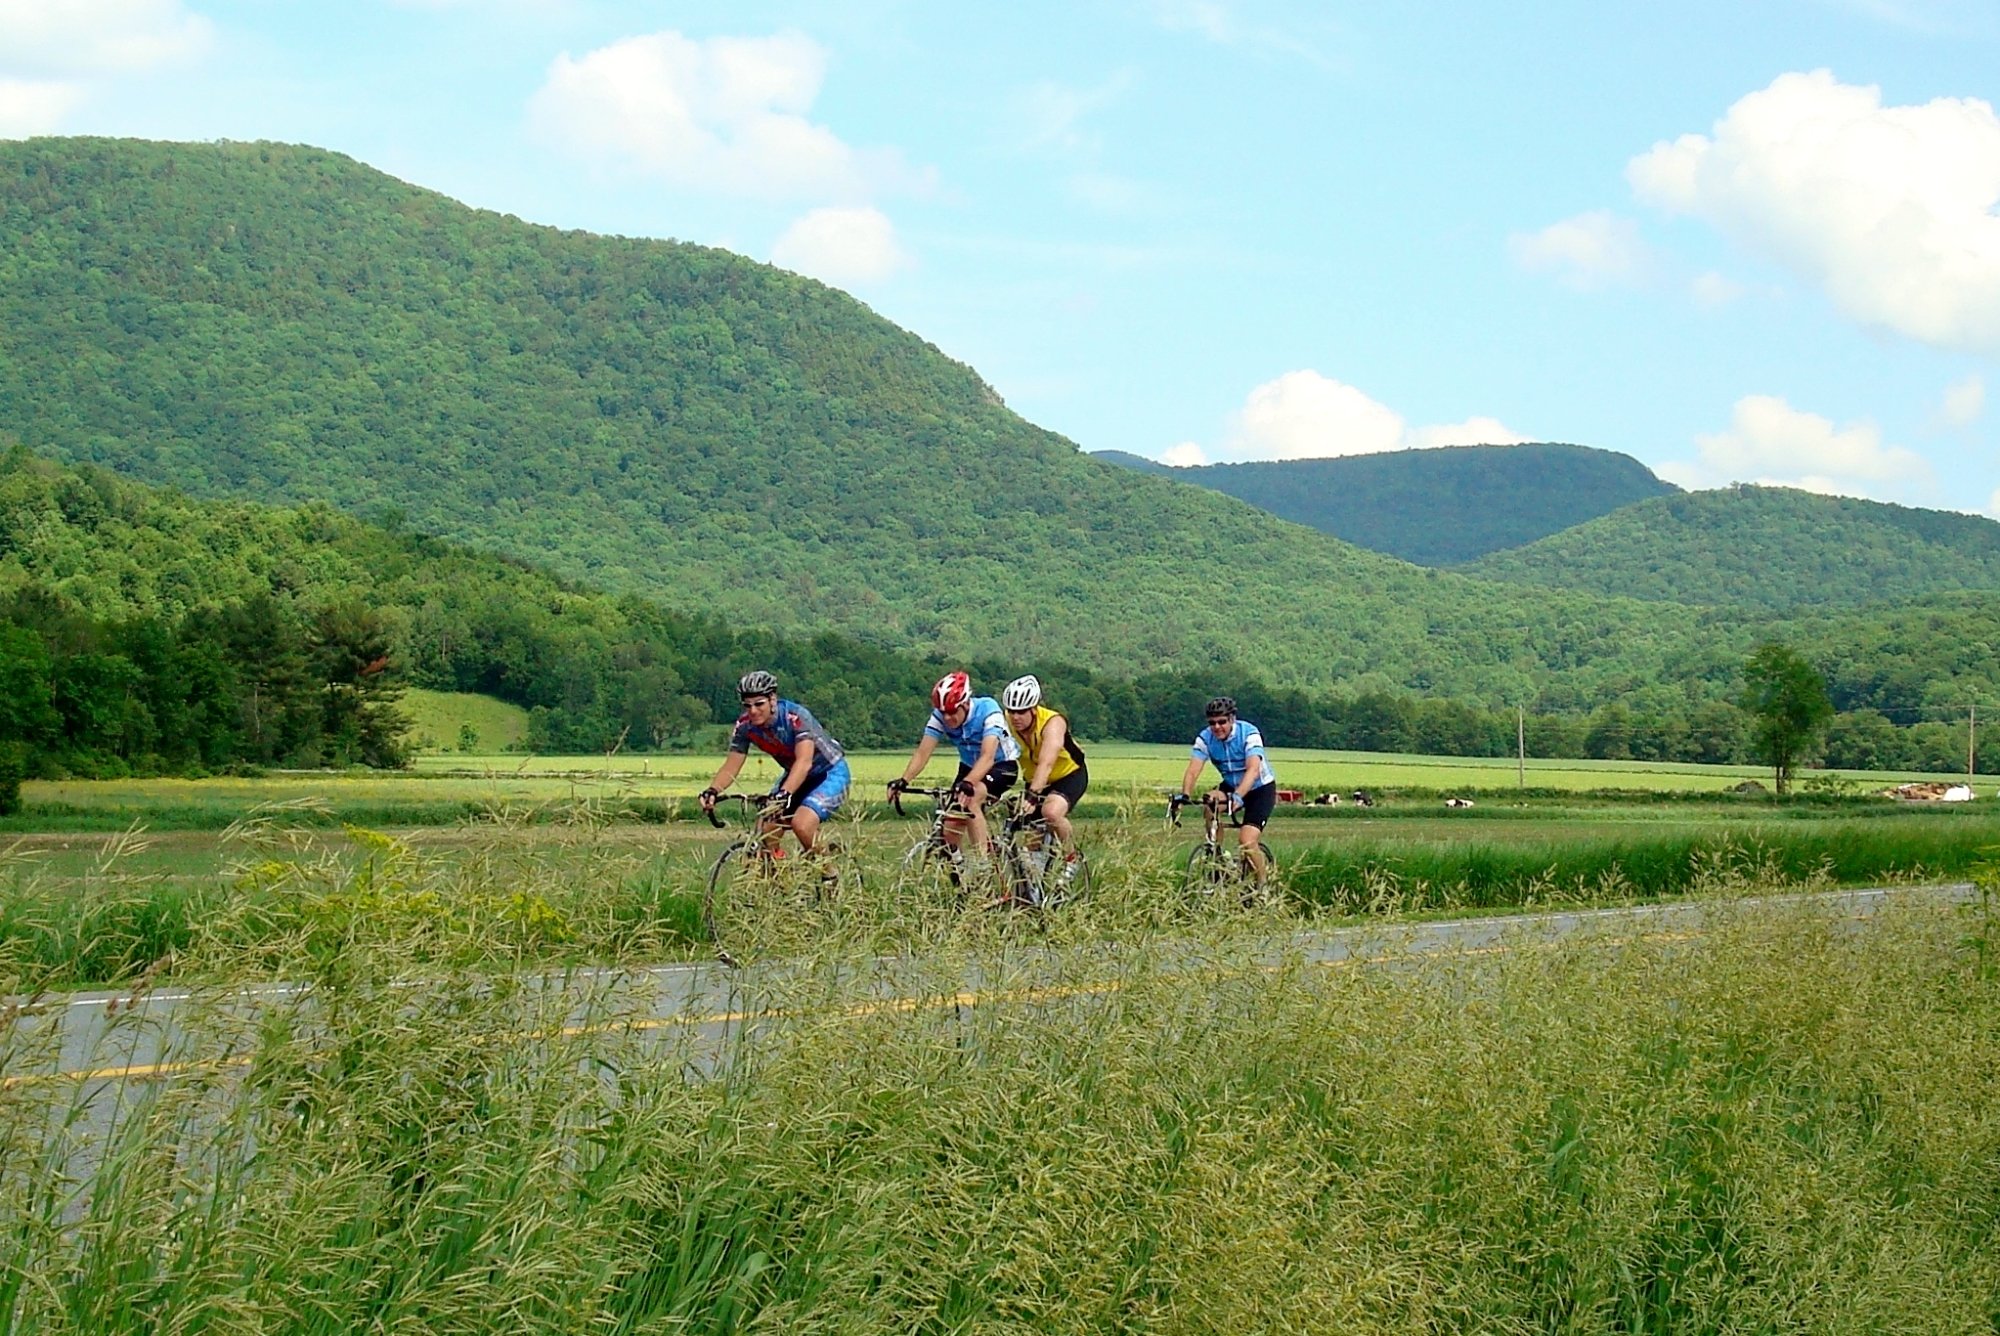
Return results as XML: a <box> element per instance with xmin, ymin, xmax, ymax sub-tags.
<box><xmin>5</xmin><ymin>882</ymin><xmax>1976</xmax><ymax>1094</ymax></box>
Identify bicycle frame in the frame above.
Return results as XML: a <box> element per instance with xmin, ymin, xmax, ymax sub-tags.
<box><xmin>1168</xmin><ymin>791</ymin><xmax>1273</xmax><ymax>902</ymax></box>
<box><xmin>891</xmin><ymin>783</ymin><xmax>972</xmax><ymax>856</ymax></box>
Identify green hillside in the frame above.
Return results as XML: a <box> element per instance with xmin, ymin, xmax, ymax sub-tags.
<box><xmin>1463</xmin><ymin>485</ymin><xmax>2000</xmax><ymax>611</ymax></box>
<box><xmin>401</xmin><ymin>689</ymin><xmax>530</xmax><ymax>754</ymax></box>
<box><xmin>7</xmin><ymin>446</ymin><xmax>1998</xmax><ymax>777</ymax></box>
<box><xmin>1093</xmin><ymin>444</ymin><xmax>1678</xmax><ymax>563</ymax></box>
<box><xmin>0</xmin><ymin>136</ymin><xmax>1715</xmax><ymax>704</ymax></box>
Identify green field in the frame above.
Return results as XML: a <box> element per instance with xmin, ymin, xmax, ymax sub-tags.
<box><xmin>5</xmin><ymin>740</ymin><xmax>2000</xmax><ymax>995</ymax></box>
<box><xmin>12</xmin><ymin>743</ymin><xmax>1988</xmax><ymax>833</ymax></box>
<box><xmin>399</xmin><ymin>689</ymin><xmax>531</xmax><ymax>755</ymax></box>
<box><xmin>8</xmin><ymin>750</ymin><xmax>2000</xmax><ymax>1328</ymax></box>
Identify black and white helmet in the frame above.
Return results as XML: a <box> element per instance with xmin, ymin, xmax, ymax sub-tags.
<box><xmin>737</xmin><ymin>669</ymin><xmax>778</xmax><ymax>698</ymax></box>
<box><xmin>1002</xmin><ymin>675</ymin><xmax>1043</xmax><ymax>710</ymax></box>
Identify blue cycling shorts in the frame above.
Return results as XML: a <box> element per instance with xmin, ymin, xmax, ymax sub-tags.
<box><xmin>774</xmin><ymin>759</ymin><xmax>851</xmax><ymax>820</ymax></box>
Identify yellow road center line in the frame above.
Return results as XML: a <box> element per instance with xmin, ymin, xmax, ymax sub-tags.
<box><xmin>3</xmin><ymin>927</ymin><xmax>1705</xmax><ymax>1088</ymax></box>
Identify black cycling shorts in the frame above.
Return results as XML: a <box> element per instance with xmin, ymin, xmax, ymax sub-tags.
<box><xmin>956</xmin><ymin>760</ymin><xmax>1018</xmax><ymax>798</ymax></box>
<box><xmin>1037</xmin><ymin>764</ymin><xmax>1088</xmax><ymax>810</ymax></box>
<box><xmin>1226</xmin><ymin>781</ymin><xmax>1278</xmax><ymax>830</ymax></box>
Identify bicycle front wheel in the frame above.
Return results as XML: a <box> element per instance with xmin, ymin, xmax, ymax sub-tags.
<box><xmin>703</xmin><ymin>841</ymin><xmax>824</xmax><ymax>967</ymax></box>
<box><xmin>1041</xmin><ymin>847</ymin><xmax>1088</xmax><ymax>910</ymax></box>
<box><xmin>702</xmin><ymin>841</ymin><xmax>760</xmax><ymax>967</ymax></box>
<box><xmin>1181</xmin><ymin>844</ymin><xmax>1231</xmax><ymax>900</ymax></box>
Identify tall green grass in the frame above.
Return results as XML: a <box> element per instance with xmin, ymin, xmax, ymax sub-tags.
<box><xmin>7</xmin><ymin>808</ymin><xmax>1999</xmax><ymax>992</ymax></box>
<box><xmin>4</xmin><ymin>894</ymin><xmax>1997</xmax><ymax>1330</ymax></box>
<box><xmin>1287</xmin><ymin>820</ymin><xmax>2000</xmax><ymax>915</ymax></box>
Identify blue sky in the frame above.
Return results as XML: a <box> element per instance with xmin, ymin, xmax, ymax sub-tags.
<box><xmin>5</xmin><ymin>0</ymin><xmax>1999</xmax><ymax>513</ymax></box>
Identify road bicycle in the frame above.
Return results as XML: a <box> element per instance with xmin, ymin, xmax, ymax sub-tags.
<box><xmin>889</xmin><ymin>782</ymin><xmax>1082</xmax><ymax>913</ymax></box>
<box><xmin>700</xmin><ymin>792</ymin><xmax>860</xmax><ymax>968</ymax></box>
<box><xmin>990</xmin><ymin>791</ymin><xmax>1089</xmax><ymax>910</ymax></box>
<box><xmin>1168</xmin><ymin>790</ymin><xmax>1276</xmax><ymax>906</ymax></box>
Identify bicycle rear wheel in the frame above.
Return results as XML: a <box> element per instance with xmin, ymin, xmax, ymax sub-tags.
<box><xmin>1239</xmin><ymin>841</ymin><xmax>1278</xmax><ymax>908</ymax></box>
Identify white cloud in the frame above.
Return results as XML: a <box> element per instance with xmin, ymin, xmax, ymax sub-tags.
<box><xmin>1406</xmin><ymin>417</ymin><xmax>1528</xmax><ymax>451</ymax></box>
<box><xmin>770</xmin><ymin>206</ymin><xmax>912</xmax><ymax>287</ymax></box>
<box><xmin>1015</xmin><ymin>74</ymin><xmax>1132</xmax><ymax>154</ymax></box>
<box><xmin>527</xmin><ymin>30</ymin><xmax>929</xmax><ymax>202</ymax></box>
<box><xmin>1628</xmin><ymin>70</ymin><xmax>2000</xmax><ymax>356</ymax></box>
<box><xmin>1164</xmin><ymin>370</ymin><xmax>1527</xmax><ymax>464</ymax></box>
<box><xmin>1145</xmin><ymin>0</ymin><xmax>1336</xmax><ymax>66</ymax></box>
<box><xmin>0</xmin><ymin>0</ymin><xmax>212</xmax><ymax>74</ymax></box>
<box><xmin>1942</xmin><ymin>373</ymin><xmax>1986</xmax><ymax>426</ymax></box>
<box><xmin>1662</xmin><ymin>394</ymin><xmax>1930</xmax><ymax>499</ymax></box>
<box><xmin>1508</xmin><ymin>210</ymin><xmax>1650</xmax><ymax>290</ymax></box>
<box><xmin>0</xmin><ymin>78</ymin><xmax>84</xmax><ymax>137</ymax></box>
<box><xmin>1691</xmin><ymin>271</ymin><xmax>1745</xmax><ymax>308</ymax></box>
<box><xmin>1160</xmin><ymin>441</ymin><xmax>1208</xmax><ymax>467</ymax></box>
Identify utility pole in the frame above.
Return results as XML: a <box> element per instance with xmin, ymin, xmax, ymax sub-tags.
<box><xmin>1517</xmin><ymin>706</ymin><xmax>1525</xmax><ymax>789</ymax></box>
<box><xmin>1970</xmin><ymin>703</ymin><xmax>1978</xmax><ymax>781</ymax></box>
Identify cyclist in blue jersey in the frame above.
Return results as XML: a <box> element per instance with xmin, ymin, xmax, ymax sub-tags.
<box><xmin>888</xmin><ymin>670</ymin><xmax>1021</xmax><ymax>856</ymax></box>
<box><xmin>699</xmin><ymin>669</ymin><xmax>851</xmax><ymax>854</ymax></box>
<box><xmin>1176</xmin><ymin>695</ymin><xmax>1276</xmax><ymax>884</ymax></box>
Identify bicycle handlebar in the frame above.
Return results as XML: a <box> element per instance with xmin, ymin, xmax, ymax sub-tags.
<box><xmin>890</xmin><ymin>784</ymin><xmax>965</xmax><ymax>819</ymax></box>
<box><xmin>701</xmin><ymin>792</ymin><xmax>786</xmax><ymax>829</ymax></box>
<box><xmin>1168</xmin><ymin>791</ymin><xmax>1240</xmax><ymax>830</ymax></box>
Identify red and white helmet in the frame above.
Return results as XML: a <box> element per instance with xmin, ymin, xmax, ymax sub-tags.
<box><xmin>931</xmin><ymin>670</ymin><xmax>971</xmax><ymax>714</ymax></box>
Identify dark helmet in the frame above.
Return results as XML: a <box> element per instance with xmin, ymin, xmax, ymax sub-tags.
<box><xmin>1204</xmin><ymin>696</ymin><xmax>1236</xmax><ymax>718</ymax></box>
<box><xmin>738</xmin><ymin>669</ymin><xmax>778</xmax><ymax>698</ymax></box>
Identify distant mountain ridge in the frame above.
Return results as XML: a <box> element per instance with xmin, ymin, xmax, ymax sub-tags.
<box><xmin>1091</xmin><ymin>444</ymin><xmax>1678</xmax><ymax>564</ymax></box>
<box><xmin>1462</xmin><ymin>485</ymin><xmax>2000</xmax><ymax>611</ymax></box>
<box><xmin>0</xmin><ymin>136</ymin><xmax>1730</xmax><ymax>707</ymax></box>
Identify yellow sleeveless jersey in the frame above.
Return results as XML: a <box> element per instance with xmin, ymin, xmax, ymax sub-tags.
<box><xmin>1006</xmin><ymin>705</ymin><xmax>1084</xmax><ymax>782</ymax></box>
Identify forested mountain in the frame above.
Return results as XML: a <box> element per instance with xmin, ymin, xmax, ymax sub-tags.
<box><xmin>0</xmin><ymin>137</ymin><xmax>1720</xmax><ymax>706</ymax></box>
<box><xmin>1092</xmin><ymin>444</ymin><xmax>1678</xmax><ymax>563</ymax></box>
<box><xmin>1462</xmin><ymin>486</ymin><xmax>2000</xmax><ymax>611</ymax></box>
<box><xmin>1088</xmin><ymin>450</ymin><xmax>1173</xmax><ymax>476</ymax></box>
<box><xmin>5</xmin><ymin>448</ymin><xmax>1996</xmax><ymax>778</ymax></box>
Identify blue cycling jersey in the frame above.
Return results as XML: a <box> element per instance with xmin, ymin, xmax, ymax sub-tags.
<box><xmin>729</xmin><ymin>699</ymin><xmax>844</xmax><ymax>779</ymax></box>
<box><xmin>923</xmin><ymin>696</ymin><xmax>1022</xmax><ymax>767</ymax></box>
<box><xmin>1191</xmin><ymin>719</ymin><xmax>1275</xmax><ymax>789</ymax></box>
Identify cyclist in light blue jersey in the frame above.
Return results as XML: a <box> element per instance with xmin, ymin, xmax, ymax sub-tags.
<box><xmin>889</xmin><ymin>670</ymin><xmax>1020</xmax><ymax>856</ymax></box>
<box><xmin>1176</xmin><ymin>695</ymin><xmax>1276</xmax><ymax>884</ymax></box>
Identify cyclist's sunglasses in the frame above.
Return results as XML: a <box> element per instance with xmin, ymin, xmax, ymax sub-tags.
<box><xmin>1206</xmin><ymin>713</ymin><xmax>1233</xmax><ymax>724</ymax></box>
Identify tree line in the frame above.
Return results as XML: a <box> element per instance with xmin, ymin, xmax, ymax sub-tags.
<box><xmin>2</xmin><ymin>447</ymin><xmax>1988</xmax><ymax>811</ymax></box>
<box><xmin>3</xmin><ymin>562</ymin><xmax>1978</xmax><ymax>812</ymax></box>
<box><xmin>0</xmin><ymin>586</ymin><xmax>407</xmax><ymax>796</ymax></box>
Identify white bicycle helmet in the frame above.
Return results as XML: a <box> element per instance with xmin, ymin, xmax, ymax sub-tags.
<box><xmin>1002</xmin><ymin>675</ymin><xmax>1043</xmax><ymax>710</ymax></box>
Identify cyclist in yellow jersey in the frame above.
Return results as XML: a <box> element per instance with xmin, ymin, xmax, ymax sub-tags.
<box><xmin>1001</xmin><ymin>675</ymin><xmax>1087</xmax><ymax>853</ymax></box>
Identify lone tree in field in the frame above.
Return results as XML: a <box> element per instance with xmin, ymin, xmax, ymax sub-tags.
<box><xmin>1739</xmin><ymin>642</ymin><xmax>1834</xmax><ymax>795</ymax></box>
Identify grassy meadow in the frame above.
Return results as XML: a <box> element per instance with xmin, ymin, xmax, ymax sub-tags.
<box><xmin>4</xmin><ymin>882</ymin><xmax>1997</xmax><ymax>1330</ymax></box>
<box><xmin>7</xmin><ymin>747</ymin><xmax>2000</xmax><ymax>1328</ymax></box>
<box><xmin>3</xmin><ymin>740</ymin><xmax>1999</xmax><ymax>994</ymax></box>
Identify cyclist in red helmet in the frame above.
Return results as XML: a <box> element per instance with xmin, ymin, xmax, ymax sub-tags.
<box><xmin>888</xmin><ymin>670</ymin><xmax>1021</xmax><ymax>856</ymax></box>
